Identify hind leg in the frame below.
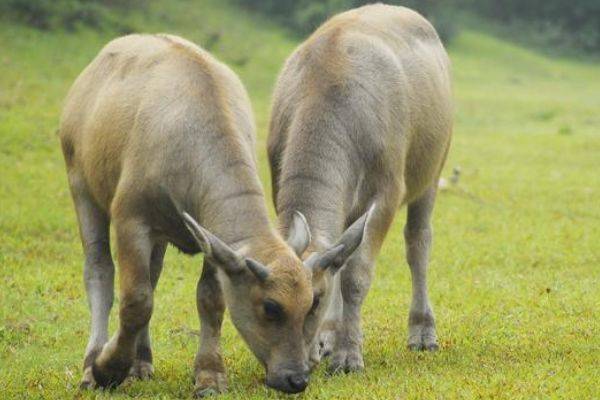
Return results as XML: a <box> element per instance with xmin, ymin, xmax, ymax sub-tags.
<box><xmin>129</xmin><ymin>243</ymin><xmax>167</xmax><ymax>380</ymax></box>
<box><xmin>68</xmin><ymin>176</ymin><xmax>115</xmax><ymax>389</ymax></box>
<box><xmin>329</xmin><ymin>194</ymin><xmax>399</xmax><ymax>374</ymax></box>
<box><xmin>405</xmin><ymin>186</ymin><xmax>438</xmax><ymax>351</ymax></box>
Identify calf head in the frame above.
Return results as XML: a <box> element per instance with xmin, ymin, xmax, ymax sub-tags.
<box><xmin>284</xmin><ymin>207</ymin><xmax>374</xmax><ymax>356</ymax></box>
<box><xmin>183</xmin><ymin>213</ymin><xmax>314</xmax><ymax>393</ymax></box>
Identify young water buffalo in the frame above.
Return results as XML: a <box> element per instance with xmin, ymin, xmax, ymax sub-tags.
<box><xmin>268</xmin><ymin>4</ymin><xmax>453</xmax><ymax>373</ymax></box>
<box><xmin>59</xmin><ymin>34</ymin><xmax>325</xmax><ymax>395</ymax></box>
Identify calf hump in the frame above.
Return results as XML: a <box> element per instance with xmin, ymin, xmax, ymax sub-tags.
<box><xmin>297</xmin><ymin>22</ymin><xmax>354</xmax><ymax>89</ymax></box>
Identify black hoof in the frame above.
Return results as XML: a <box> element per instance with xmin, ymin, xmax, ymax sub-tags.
<box><xmin>92</xmin><ymin>361</ymin><xmax>129</xmax><ymax>389</ymax></box>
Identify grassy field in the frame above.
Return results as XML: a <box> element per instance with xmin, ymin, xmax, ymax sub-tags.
<box><xmin>1</xmin><ymin>0</ymin><xmax>599</xmax><ymax>398</ymax></box>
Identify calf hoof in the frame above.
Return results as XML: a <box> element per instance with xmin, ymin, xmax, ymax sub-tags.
<box><xmin>308</xmin><ymin>331</ymin><xmax>334</xmax><ymax>369</ymax></box>
<box><xmin>318</xmin><ymin>328</ymin><xmax>336</xmax><ymax>359</ymax></box>
<box><xmin>194</xmin><ymin>370</ymin><xmax>227</xmax><ymax>398</ymax></box>
<box><xmin>308</xmin><ymin>343</ymin><xmax>321</xmax><ymax>370</ymax></box>
<box><xmin>408</xmin><ymin>310</ymin><xmax>438</xmax><ymax>351</ymax></box>
<box><xmin>407</xmin><ymin>334</ymin><xmax>439</xmax><ymax>351</ymax></box>
<box><xmin>309</xmin><ymin>325</ymin><xmax>337</xmax><ymax>369</ymax></box>
<box><xmin>327</xmin><ymin>348</ymin><xmax>364</xmax><ymax>375</ymax></box>
<box><xmin>79</xmin><ymin>366</ymin><xmax>97</xmax><ymax>390</ymax></box>
<box><xmin>129</xmin><ymin>359</ymin><xmax>154</xmax><ymax>380</ymax></box>
<box><xmin>92</xmin><ymin>359</ymin><xmax>131</xmax><ymax>389</ymax></box>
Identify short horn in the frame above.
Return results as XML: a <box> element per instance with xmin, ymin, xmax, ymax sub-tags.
<box><xmin>305</xmin><ymin>204</ymin><xmax>375</xmax><ymax>273</ymax></box>
<box><xmin>305</xmin><ymin>244</ymin><xmax>345</xmax><ymax>271</ymax></box>
<box><xmin>246</xmin><ymin>258</ymin><xmax>270</xmax><ymax>282</ymax></box>
<box><xmin>182</xmin><ymin>212</ymin><xmax>245</xmax><ymax>275</ymax></box>
<box><xmin>182</xmin><ymin>211</ymin><xmax>213</xmax><ymax>257</ymax></box>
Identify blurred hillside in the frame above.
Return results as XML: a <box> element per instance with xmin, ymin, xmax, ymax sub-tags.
<box><xmin>232</xmin><ymin>0</ymin><xmax>600</xmax><ymax>52</ymax></box>
<box><xmin>2</xmin><ymin>0</ymin><xmax>600</xmax><ymax>53</ymax></box>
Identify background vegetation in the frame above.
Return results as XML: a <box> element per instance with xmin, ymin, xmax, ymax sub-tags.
<box><xmin>234</xmin><ymin>0</ymin><xmax>600</xmax><ymax>51</ymax></box>
<box><xmin>3</xmin><ymin>0</ymin><xmax>600</xmax><ymax>51</ymax></box>
<box><xmin>0</xmin><ymin>0</ymin><xmax>148</xmax><ymax>31</ymax></box>
<box><xmin>0</xmin><ymin>0</ymin><xmax>598</xmax><ymax>399</ymax></box>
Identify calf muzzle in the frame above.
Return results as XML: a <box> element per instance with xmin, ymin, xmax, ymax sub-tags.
<box><xmin>266</xmin><ymin>369</ymin><xmax>310</xmax><ymax>393</ymax></box>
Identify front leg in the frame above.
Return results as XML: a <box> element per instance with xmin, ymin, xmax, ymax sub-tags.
<box><xmin>194</xmin><ymin>260</ymin><xmax>227</xmax><ymax>398</ymax></box>
<box><xmin>328</xmin><ymin>254</ymin><xmax>373</xmax><ymax>374</ymax></box>
<box><xmin>328</xmin><ymin>200</ymin><xmax>397</xmax><ymax>374</ymax></box>
<box><xmin>92</xmin><ymin>218</ymin><xmax>154</xmax><ymax>388</ymax></box>
<box><xmin>309</xmin><ymin>274</ymin><xmax>342</xmax><ymax>368</ymax></box>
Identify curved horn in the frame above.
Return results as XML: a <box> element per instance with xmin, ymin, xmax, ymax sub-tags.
<box><xmin>305</xmin><ymin>204</ymin><xmax>375</xmax><ymax>273</ymax></box>
<box><xmin>182</xmin><ymin>211</ymin><xmax>213</xmax><ymax>258</ymax></box>
<box><xmin>245</xmin><ymin>259</ymin><xmax>270</xmax><ymax>282</ymax></box>
<box><xmin>183</xmin><ymin>211</ymin><xmax>244</xmax><ymax>274</ymax></box>
<box><xmin>305</xmin><ymin>244</ymin><xmax>345</xmax><ymax>271</ymax></box>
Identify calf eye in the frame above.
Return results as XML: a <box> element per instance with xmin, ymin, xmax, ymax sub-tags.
<box><xmin>263</xmin><ymin>299</ymin><xmax>284</xmax><ymax>321</ymax></box>
<box><xmin>309</xmin><ymin>295</ymin><xmax>320</xmax><ymax>314</ymax></box>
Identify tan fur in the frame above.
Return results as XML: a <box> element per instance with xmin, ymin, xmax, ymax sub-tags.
<box><xmin>269</xmin><ymin>4</ymin><xmax>453</xmax><ymax>371</ymax></box>
<box><xmin>60</xmin><ymin>34</ymin><xmax>312</xmax><ymax>394</ymax></box>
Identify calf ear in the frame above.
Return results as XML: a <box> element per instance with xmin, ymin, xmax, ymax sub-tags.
<box><xmin>183</xmin><ymin>212</ymin><xmax>270</xmax><ymax>281</ymax></box>
<box><xmin>286</xmin><ymin>211</ymin><xmax>311</xmax><ymax>256</ymax></box>
<box><xmin>305</xmin><ymin>205</ymin><xmax>374</xmax><ymax>273</ymax></box>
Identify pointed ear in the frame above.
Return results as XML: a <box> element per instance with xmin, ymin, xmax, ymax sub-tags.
<box><xmin>306</xmin><ymin>204</ymin><xmax>375</xmax><ymax>273</ymax></box>
<box><xmin>286</xmin><ymin>211</ymin><xmax>311</xmax><ymax>256</ymax></box>
<box><xmin>183</xmin><ymin>212</ymin><xmax>270</xmax><ymax>281</ymax></box>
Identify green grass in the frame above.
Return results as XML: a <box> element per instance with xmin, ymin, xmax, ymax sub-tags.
<box><xmin>1</xmin><ymin>0</ymin><xmax>599</xmax><ymax>398</ymax></box>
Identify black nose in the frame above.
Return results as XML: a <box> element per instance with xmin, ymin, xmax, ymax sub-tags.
<box><xmin>287</xmin><ymin>373</ymin><xmax>309</xmax><ymax>392</ymax></box>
